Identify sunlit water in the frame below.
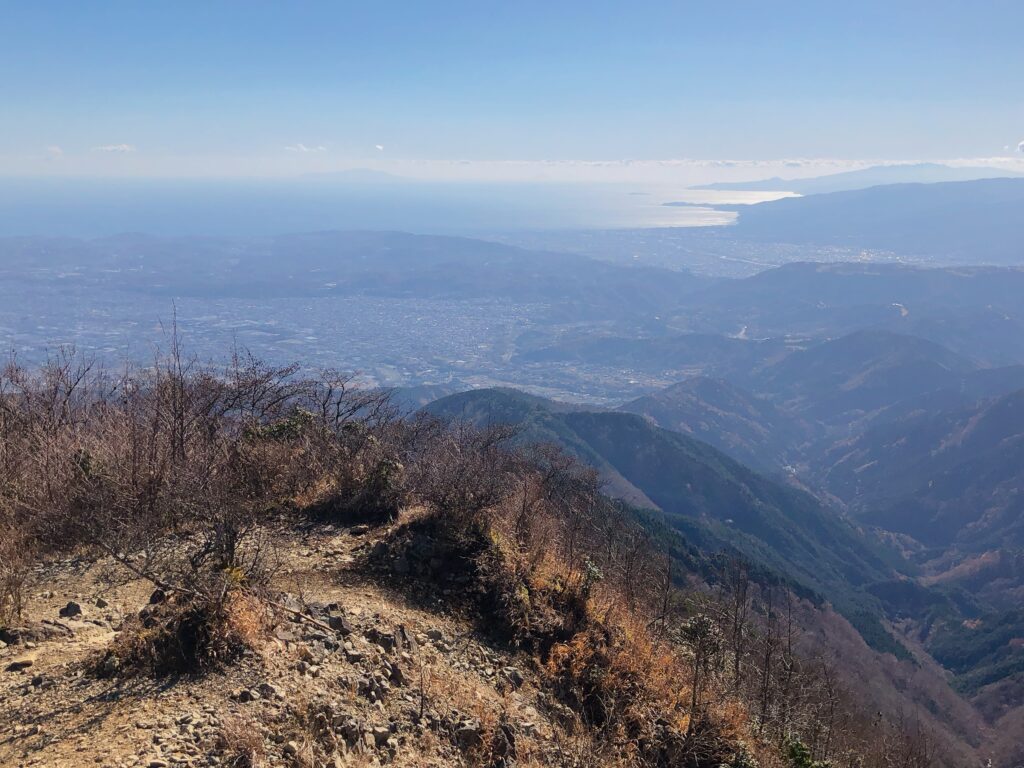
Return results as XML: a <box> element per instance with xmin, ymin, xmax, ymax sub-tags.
<box><xmin>0</xmin><ymin>178</ymin><xmax>796</xmax><ymax>236</ymax></box>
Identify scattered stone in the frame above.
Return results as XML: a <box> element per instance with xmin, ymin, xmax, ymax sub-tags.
<box><xmin>274</xmin><ymin>626</ymin><xmax>298</xmax><ymax>643</ymax></box>
<box><xmin>328</xmin><ymin>614</ymin><xmax>353</xmax><ymax>635</ymax></box>
<box><xmin>350</xmin><ymin>524</ymin><xmax>370</xmax><ymax>536</ymax></box>
<box><xmin>257</xmin><ymin>682</ymin><xmax>282</xmax><ymax>699</ymax></box>
<box><xmin>397</xmin><ymin>625</ymin><xmax>419</xmax><ymax>653</ymax></box>
<box><xmin>101</xmin><ymin>654</ymin><xmax>121</xmax><ymax>676</ymax></box>
<box><xmin>279</xmin><ymin>593</ymin><xmax>304</xmax><ymax>616</ymax></box>
<box><xmin>6</xmin><ymin>655</ymin><xmax>35</xmax><ymax>672</ymax></box>
<box><xmin>95</xmin><ymin>596</ymin><xmax>109</xmax><ymax>609</ymax></box>
<box><xmin>59</xmin><ymin>601</ymin><xmax>83</xmax><ymax>619</ymax></box>
<box><xmin>338</xmin><ymin>719</ymin><xmax>361</xmax><ymax>742</ymax></box>
<box><xmin>367</xmin><ymin>627</ymin><xmax>397</xmax><ymax>652</ymax></box>
<box><xmin>283</xmin><ymin>741</ymin><xmax>299</xmax><ymax>757</ymax></box>
<box><xmin>502</xmin><ymin>666</ymin><xmax>525</xmax><ymax>689</ymax></box>
<box><xmin>148</xmin><ymin>589</ymin><xmax>166</xmax><ymax>605</ymax></box>
<box><xmin>493</xmin><ymin>723</ymin><xmax>516</xmax><ymax>759</ymax></box>
<box><xmin>389</xmin><ymin>664</ymin><xmax>405</xmax><ymax>686</ymax></box>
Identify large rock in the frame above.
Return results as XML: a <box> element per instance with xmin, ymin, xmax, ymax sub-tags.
<box><xmin>370</xmin><ymin>725</ymin><xmax>392</xmax><ymax>747</ymax></box>
<box><xmin>328</xmin><ymin>614</ymin><xmax>353</xmax><ymax>635</ymax></box>
<box><xmin>455</xmin><ymin>720</ymin><xmax>483</xmax><ymax>750</ymax></box>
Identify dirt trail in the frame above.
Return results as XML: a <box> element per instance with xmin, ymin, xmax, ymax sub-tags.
<box><xmin>1</xmin><ymin>520</ymin><xmax>558</xmax><ymax>768</ymax></box>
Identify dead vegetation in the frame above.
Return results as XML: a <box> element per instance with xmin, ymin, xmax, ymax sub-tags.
<box><xmin>0</xmin><ymin>342</ymin><xmax>948</xmax><ymax>767</ymax></box>
<box><xmin>97</xmin><ymin>589</ymin><xmax>271</xmax><ymax>677</ymax></box>
<box><xmin>217</xmin><ymin>714</ymin><xmax>268</xmax><ymax>768</ymax></box>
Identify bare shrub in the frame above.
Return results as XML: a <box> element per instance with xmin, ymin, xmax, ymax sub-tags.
<box><xmin>0</xmin><ymin>339</ymin><xmax>395</xmax><ymax>674</ymax></box>
<box><xmin>0</xmin><ymin>519</ymin><xmax>33</xmax><ymax>626</ymax></box>
<box><xmin>318</xmin><ymin>428</ymin><xmax>406</xmax><ymax>523</ymax></box>
<box><xmin>99</xmin><ymin>590</ymin><xmax>268</xmax><ymax>677</ymax></box>
<box><xmin>410</xmin><ymin>420</ymin><xmax>519</xmax><ymax>531</ymax></box>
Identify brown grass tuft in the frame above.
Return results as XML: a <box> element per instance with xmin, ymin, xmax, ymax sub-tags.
<box><xmin>218</xmin><ymin>715</ymin><xmax>267</xmax><ymax>768</ymax></box>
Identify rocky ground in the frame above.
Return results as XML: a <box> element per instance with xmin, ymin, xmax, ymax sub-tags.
<box><xmin>0</xmin><ymin>519</ymin><xmax>572</xmax><ymax>767</ymax></box>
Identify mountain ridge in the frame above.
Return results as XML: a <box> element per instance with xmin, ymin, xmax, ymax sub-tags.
<box><xmin>422</xmin><ymin>386</ymin><xmax>906</xmax><ymax>655</ymax></box>
<box><xmin>691</xmin><ymin>163</ymin><xmax>1023</xmax><ymax>194</ymax></box>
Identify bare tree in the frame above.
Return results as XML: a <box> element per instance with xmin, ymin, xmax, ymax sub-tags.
<box><xmin>410</xmin><ymin>420</ymin><xmax>519</xmax><ymax>529</ymax></box>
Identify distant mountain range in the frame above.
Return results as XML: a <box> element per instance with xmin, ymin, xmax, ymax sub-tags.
<box><xmin>751</xmin><ymin>329</ymin><xmax>980</xmax><ymax>425</ymax></box>
<box><xmin>691</xmin><ymin>163</ymin><xmax>1023</xmax><ymax>194</ymax></box>
<box><xmin>816</xmin><ymin>387</ymin><xmax>1024</xmax><ymax>552</ymax></box>
<box><xmin>421</xmin><ymin>316</ymin><xmax>1024</xmax><ymax>746</ymax></box>
<box><xmin>422</xmin><ymin>386</ymin><xmax>905</xmax><ymax>656</ymax></box>
<box><xmin>722</xmin><ymin>177</ymin><xmax>1024</xmax><ymax>263</ymax></box>
<box><xmin>675</xmin><ymin>261</ymin><xmax>1024</xmax><ymax>365</ymax></box>
<box><xmin>528</xmin><ymin>325</ymin><xmax>1024</xmax><ymax>428</ymax></box>
<box><xmin>421</xmin><ymin>344</ymin><xmax>1024</xmax><ymax>707</ymax></box>
<box><xmin>618</xmin><ymin>376</ymin><xmax>814</xmax><ymax>473</ymax></box>
<box><xmin>807</xmin><ymin>384</ymin><xmax>1024</xmax><ymax>699</ymax></box>
<box><xmin>518</xmin><ymin>332</ymin><xmax>789</xmax><ymax>380</ymax></box>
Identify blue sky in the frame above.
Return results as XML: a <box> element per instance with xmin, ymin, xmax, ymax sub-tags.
<box><xmin>2</xmin><ymin>1</ymin><xmax>1022</xmax><ymax>181</ymax></box>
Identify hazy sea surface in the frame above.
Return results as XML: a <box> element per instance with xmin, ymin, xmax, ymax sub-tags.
<box><xmin>0</xmin><ymin>178</ymin><xmax>792</xmax><ymax>237</ymax></box>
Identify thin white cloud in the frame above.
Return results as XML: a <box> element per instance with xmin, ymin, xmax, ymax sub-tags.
<box><xmin>45</xmin><ymin>145</ymin><xmax>64</xmax><ymax>159</ymax></box>
<box><xmin>1018</xmin><ymin>140</ymin><xmax>1024</xmax><ymax>153</ymax></box>
<box><xmin>285</xmin><ymin>143</ymin><xmax>326</xmax><ymax>153</ymax></box>
<box><xmin>375</xmin><ymin>144</ymin><xmax>384</xmax><ymax>151</ymax></box>
<box><xmin>404</xmin><ymin>157</ymin><xmax>866</xmax><ymax>172</ymax></box>
<box><xmin>92</xmin><ymin>144</ymin><xmax>136</xmax><ymax>153</ymax></box>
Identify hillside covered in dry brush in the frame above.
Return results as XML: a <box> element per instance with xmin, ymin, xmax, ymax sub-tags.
<box><xmin>1</xmin><ymin>344</ymin><xmax>945</xmax><ymax>767</ymax></box>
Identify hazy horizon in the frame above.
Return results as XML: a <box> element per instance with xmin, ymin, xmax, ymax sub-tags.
<box><xmin>4</xmin><ymin>3</ymin><xmax>1023</xmax><ymax>187</ymax></box>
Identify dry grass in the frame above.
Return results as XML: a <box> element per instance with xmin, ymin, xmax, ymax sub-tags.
<box><xmin>98</xmin><ymin>590</ymin><xmax>270</xmax><ymax>677</ymax></box>
<box><xmin>218</xmin><ymin>715</ymin><xmax>268</xmax><ymax>768</ymax></box>
<box><xmin>391</xmin><ymin>476</ymin><xmax>771</xmax><ymax>767</ymax></box>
